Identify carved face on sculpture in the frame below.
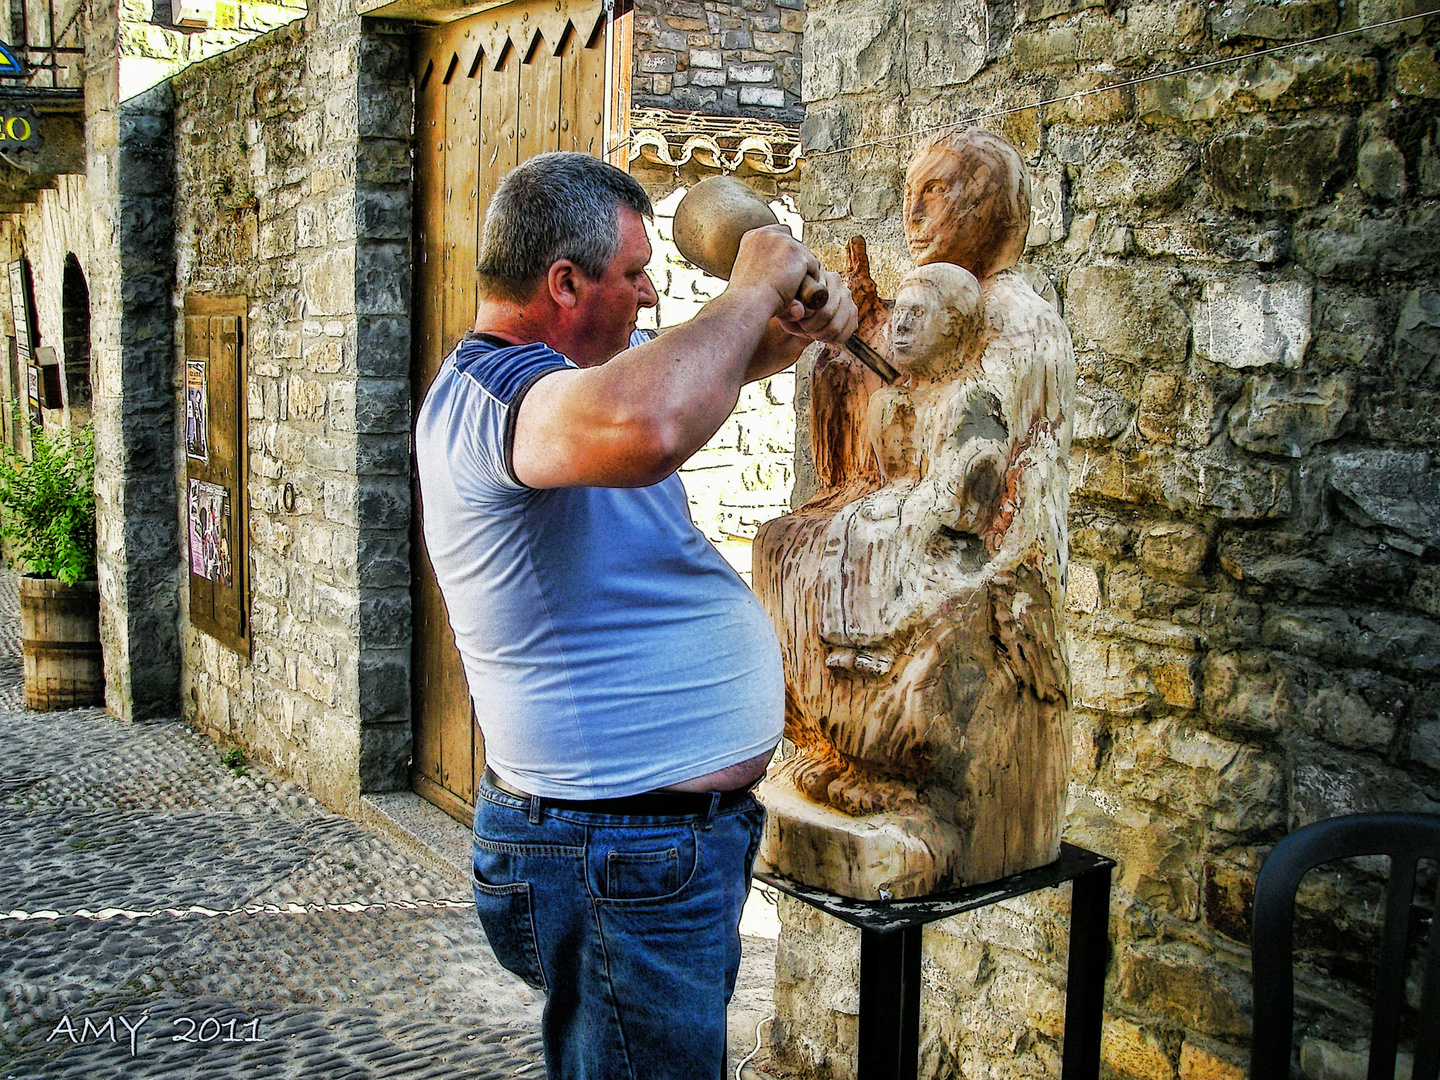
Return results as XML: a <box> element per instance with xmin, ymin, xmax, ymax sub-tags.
<box><xmin>889</xmin><ymin>263</ymin><xmax>983</xmax><ymax>381</ymax></box>
<box><xmin>903</xmin><ymin>129</ymin><xmax>1031</xmax><ymax>280</ymax></box>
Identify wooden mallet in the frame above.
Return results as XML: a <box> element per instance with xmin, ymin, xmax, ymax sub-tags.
<box><xmin>672</xmin><ymin>177</ymin><xmax>898</xmax><ymax>383</ymax></box>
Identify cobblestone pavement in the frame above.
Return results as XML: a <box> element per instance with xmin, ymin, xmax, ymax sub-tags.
<box><xmin>0</xmin><ymin>573</ymin><xmax>778</xmax><ymax>1078</ymax></box>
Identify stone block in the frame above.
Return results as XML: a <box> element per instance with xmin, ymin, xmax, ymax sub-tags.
<box><xmin>1117</xmin><ymin>939</ymin><xmax>1252</xmax><ymax>1039</ymax></box>
<box><xmin>1329</xmin><ymin>448</ymin><xmax>1440</xmax><ymax>546</ymax></box>
<box><xmin>1011</xmin><ymin>25</ymin><xmax>1078</xmax><ymax>68</ymax></box>
<box><xmin>1395</xmin><ymin>42</ymin><xmax>1440</xmax><ymax>97</ymax></box>
<box><xmin>1357</xmin><ymin>137</ymin><xmax>1406</xmax><ymax>199</ymax></box>
<box><xmin>640</xmin><ymin>51</ymin><xmax>677</xmax><ymax>74</ymax></box>
<box><xmin>358</xmin><ymin>716</ymin><xmax>410</xmax><ymax>791</ymax></box>
<box><xmin>1137</xmin><ymin>522</ymin><xmax>1210</xmax><ymax>576</ymax></box>
<box><xmin>356</xmin><ymin>477</ymin><xmax>409</xmax><ymax>529</ymax></box>
<box><xmin>1025</xmin><ymin>0</ymin><xmax>1107</xmax><ymax>19</ymax></box>
<box><xmin>1370</xmin><ymin>389</ymin><xmax>1440</xmax><ymax>445</ymax></box>
<box><xmin>356</xmin><ymin>314</ymin><xmax>410</xmax><ymax>377</ymax></box>
<box><xmin>740</xmin><ymin>86</ymin><xmax>787</xmax><ymax>106</ymax></box>
<box><xmin>1025</xmin><ymin>170</ymin><xmax>1067</xmax><ymax>247</ymax></box>
<box><xmin>1201</xmin><ymin>651</ymin><xmax>1292</xmax><ymax>735</ymax></box>
<box><xmin>1265</xmin><ymin>604</ymin><xmax>1440</xmax><ymax>675</ymax></box>
<box><xmin>1297</xmin><ymin>205</ymin><xmax>1440</xmax><ymax>279</ymax></box>
<box><xmin>1102</xmin><ymin>1017</ymin><xmax>1175</xmax><ymax>1080</ymax></box>
<box><xmin>356</xmin><ymin>184</ymin><xmax>409</xmax><ymax>240</ymax></box>
<box><xmin>690</xmin><ymin>48</ymin><xmax>722</xmax><ymax>68</ymax></box>
<box><xmin>1228</xmin><ymin>373</ymin><xmax>1349</xmax><ymax>457</ymax></box>
<box><xmin>1394</xmin><ymin>288</ymin><xmax>1440</xmax><ymax>383</ymax></box>
<box><xmin>1296</xmin><ymin>668</ymin><xmax>1401</xmax><ymax>751</ymax></box>
<box><xmin>356</xmin><ymin>432</ymin><xmax>410</xmax><ymax>476</ymax></box>
<box><xmin>803</xmin><ymin>0</ymin><xmax>902</xmax><ymax>101</ymax></box>
<box><xmin>1074</xmin><ymin>386</ymin><xmax>1135</xmax><ymax>444</ymax></box>
<box><xmin>1192</xmin><ymin>278</ymin><xmax>1313</xmax><ymax>370</ymax></box>
<box><xmin>753</xmin><ymin>30</ymin><xmax>797</xmax><ymax>53</ymax></box>
<box><xmin>1410</xmin><ymin>719</ymin><xmax>1440</xmax><ymax>771</ymax></box>
<box><xmin>1179</xmin><ymin>1040</ymin><xmax>1247</xmax><ymax>1080</ymax></box>
<box><xmin>288</xmin><ymin>374</ymin><xmax>327</xmax><ymax>421</ymax></box>
<box><xmin>1137</xmin><ymin>371</ymin><xmax>1180</xmax><ymax>443</ymax></box>
<box><xmin>1210</xmin><ymin>0</ymin><xmax>1338</xmax><ymax>41</ymax></box>
<box><xmin>356</xmin><ymin>532</ymin><xmax>410</xmax><ymax>589</ymax></box>
<box><xmin>905</xmin><ymin>0</ymin><xmax>988</xmax><ymax>89</ymax></box>
<box><xmin>728</xmin><ymin>61</ymin><xmax>775</xmax><ymax>82</ymax></box>
<box><xmin>355</xmin><ymin>241</ymin><xmax>409</xmax><ymax>315</ymax></box>
<box><xmin>1065</xmin><ymin>265</ymin><xmax>1191</xmax><ymax>363</ymax></box>
<box><xmin>1071</xmin><ymin>637</ymin><xmax>1199</xmax><ymax>715</ymax></box>
<box><xmin>1137</xmin><ymin>53</ymin><xmax>1380</xmax><ymax>123</ymax></box>
<box><xmin>358</xmin><ymin>648</ymin><xmax>409</xmax><ymax>722</ymax></box>
<box><xmin>1208</xmin><ymin>118</ymin><xmax>1354</xmax><ymax>210</ymax></box>
<box><xmin>1290</xmin><ymin>740</ymin><xmax>1439</xmax><ymax>821</ymax></box>
<box><xmin>1054</xmin><ymin>73</ymin><xmax>1134</xmax><ymax>124</ymax></box>
<box><xmin>359</xmin><ymin>588</ymin><xmax>411</xmax><ymax>649</ymax></box>
<box><xmin>1074</xmin><ymin>144</ymin><xmax>1195</xmax><ymax>209</ymax></box>
<box><xmin>354</xmin><ymin>377</ymin><xmax>409</xmax><ymax>433</ymax></box>
<box><xmin>1116</xmin><ymin>1</ymin><xmax>1206</xmax><ymax>61</ymax></box>
<box><xmin>301</xmin><ymin>246</ymin><xmax>354</xmax><ymax>317</ymax></box>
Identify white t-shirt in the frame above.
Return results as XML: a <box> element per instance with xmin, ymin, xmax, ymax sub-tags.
<box><xmin>414</xmin><ymin>331</ymin><xmax>784</xmax><ymax>799</ymax></box>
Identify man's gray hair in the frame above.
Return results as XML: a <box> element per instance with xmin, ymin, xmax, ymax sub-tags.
<box><xmin>476</xmin><ymin>152</ymin><xmax>654</xmax><ymax>303</ymax></box>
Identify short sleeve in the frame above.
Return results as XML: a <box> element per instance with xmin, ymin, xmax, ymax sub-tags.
<box><xmin>415</xmin><ymin>338</ymin><xmax>572</xmax><ymax>510</ymax></box>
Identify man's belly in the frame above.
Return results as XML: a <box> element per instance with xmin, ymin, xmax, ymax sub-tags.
<box><xmin>659</xmin><ymin>746</ymin><xmax>778</xmax><ymax>792</ymax></box>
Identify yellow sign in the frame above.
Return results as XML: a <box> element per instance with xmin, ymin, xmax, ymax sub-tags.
<box><xmin>0</xmin><ymin>105</ymin><xmax>41</xmax><ymax>151</ymax></box>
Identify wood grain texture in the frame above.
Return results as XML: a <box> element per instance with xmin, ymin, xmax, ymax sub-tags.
<box><xmin>754</xmin><ymin>129</ymin><xmax>1077</xmax><ymax>898</ymax></box>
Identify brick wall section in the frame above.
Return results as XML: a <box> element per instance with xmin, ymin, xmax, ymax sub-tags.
<box><xmin>631</xmin><ymin>0</ymin><xmax>804</xmax><ymax>119</ymax></box>
<box><xmin>775</xmin><ymin>0</ymin><xmax>1440</xmax><ymax>1076</ymax></box>
<box><xmin>170</xmin><ymin>2</ymin><xmax>413</xmax><ymax>810</ymax></box>
<box><xmin>86</xmin><ymin>0</ymin><xmax>183</xmax><ymax>721</ymax></box>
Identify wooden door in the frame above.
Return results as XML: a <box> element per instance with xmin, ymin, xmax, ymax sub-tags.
<box><xmin>410</xmin><ymin>0</ymin><xmax>633</xmax><ymax>824</ymax></box>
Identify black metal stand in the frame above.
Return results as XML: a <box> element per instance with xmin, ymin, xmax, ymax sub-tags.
<box><xmin>757</xmin><ymin>842</ymin><xmax>1115</xmax><ymax>1080</ymax></box>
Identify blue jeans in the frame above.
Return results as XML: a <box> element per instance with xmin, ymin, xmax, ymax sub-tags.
<box><xmin>471</xmin><ymin>777</ymin><xmax>766</xmax><ymax>1080</ymax></box>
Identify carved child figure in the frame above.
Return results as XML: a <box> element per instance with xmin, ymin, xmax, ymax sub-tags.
<box><xmin>753</xmin><ymin>128</ymin><xmax>1076</xmax><ymax>898</ymax></box>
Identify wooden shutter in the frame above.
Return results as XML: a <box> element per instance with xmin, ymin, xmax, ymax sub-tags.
<box><xmin>183</xmin><ymin>294</ymin><xmax>250</xmax><ymax>656</ymax></box>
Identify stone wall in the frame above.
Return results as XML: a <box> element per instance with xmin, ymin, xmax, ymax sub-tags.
<box><xmin>773</xmin><ymin>0</ymin><xmax>1440</xmax><ymax>1077</ymax></box>
<box><xmin>630</xmin><ymin>163</ymin><xmax>801</xmax><ymax>575</ymax></box>
<box><xmin>170</xmin><ymin>3</ymin><xmax>413</xmax><ymax>810</ymax></box>
<box><xmin>631</xmin><ymin>0</ymin><xmax>804</xmax><ymax>119</ymax></box>
<box><xmin>0</xmin><ymin>176</ymin><xmax>92</xmax><ymax>428</ymax></box>
<box><xmin>118</xmin><ymin>0</ymin><xmax>306</xmax><ymax>101</ymax></box>
<box><xmin>86</xmin><ymin>0</ymin><xmax>184</xmax><ymax>722</ymax></box>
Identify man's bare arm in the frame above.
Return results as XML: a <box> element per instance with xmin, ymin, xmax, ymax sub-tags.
<box><xmin>513</xmin><ymin>229</ymin><xmax>857</xmax><ymax>489</ymax></box>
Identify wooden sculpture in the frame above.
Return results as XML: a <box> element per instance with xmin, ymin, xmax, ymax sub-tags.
<box><xmin>753</xmin><ymin>128</ymin><xmax>1077</xmax><ymax>899</ymax></box>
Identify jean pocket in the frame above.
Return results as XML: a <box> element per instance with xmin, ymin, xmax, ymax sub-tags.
<box><xmin>472</xmin><ymin>866</ymin><xmax>548</xmax><ymax>992</ymax></box>
<box><xmin>606</xmin><ymin>847</ymin><xmax>681</xmax><ymax>900</ymax></box>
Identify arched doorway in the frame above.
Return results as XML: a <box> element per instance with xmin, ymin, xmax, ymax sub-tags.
<box><xmin>61</xmin><ymin>254</ymin><xmax>90</xmax><ymax>418</ymax></box>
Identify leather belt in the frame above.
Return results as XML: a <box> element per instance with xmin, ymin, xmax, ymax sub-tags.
<box><xmin>482</xmin><ymin>767</ymin><xmax>756</xmax><ymax>817</ymax></box>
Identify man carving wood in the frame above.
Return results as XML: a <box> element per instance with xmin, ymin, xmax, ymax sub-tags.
<box><xmin>414</xmin><ymin>152</ymin><xmax>857</xmax><ymax>1079</ymax></box>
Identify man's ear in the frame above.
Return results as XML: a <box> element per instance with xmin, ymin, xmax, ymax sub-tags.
<box><xmin>547</xmin><ymin>260</ymin><xmax>582</xmax><ymax>310</ymax></box>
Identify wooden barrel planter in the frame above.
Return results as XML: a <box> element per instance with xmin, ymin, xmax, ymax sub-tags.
<box><xmin>19</xmin><ymin>576</ymin><xmax>103</xmax><ymax>710</ymax></box>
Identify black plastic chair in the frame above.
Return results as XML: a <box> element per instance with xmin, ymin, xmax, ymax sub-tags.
<box><xmin>1251</xmin><ymin>812</ymin><xmax>1440</xmax><ymax>1080</ymax></box>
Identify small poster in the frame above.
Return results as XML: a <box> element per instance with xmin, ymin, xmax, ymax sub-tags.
<box><xmin>188</xmin><ymin>478</ymin><xmax>233</xmax><ymax>587</ymax></box>
<box><xmin>25</xmin><ymin>363</ymin><xmax>39</xmax><ymax>421</ymax></box>
<box><xmin>185</xmin><ymin>360</ymin><xmax>208</xmax><ymax>461</ymax></box>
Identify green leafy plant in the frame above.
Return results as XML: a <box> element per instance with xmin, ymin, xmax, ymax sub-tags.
<box><xmin>221</xmin><ymin>746</ymin><xmax>248</xmax><ymax>777</ymax></box>
<box><xmin>0</xmin><ymin>407</ymin><xmax>96</xmax><ymax>585</ymax></box>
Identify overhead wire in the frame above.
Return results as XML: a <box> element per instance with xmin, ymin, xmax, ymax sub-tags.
<box><xmin>796</xmin><ymin>8</ymin><xmax>1440</xmax><ymax>161</ymax></box>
